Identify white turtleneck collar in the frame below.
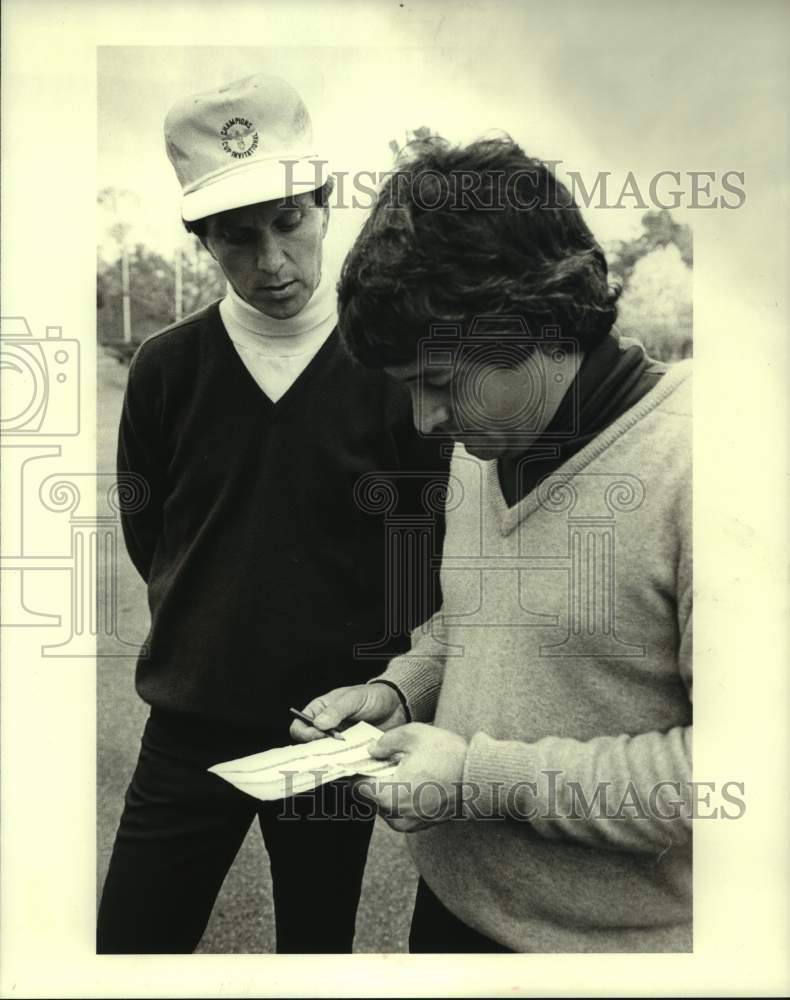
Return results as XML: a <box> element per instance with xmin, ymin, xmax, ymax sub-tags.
<box><xmin>219</xmin><ymin>270</ymin><xmax>338</xmax><ymax>401</ymax></box>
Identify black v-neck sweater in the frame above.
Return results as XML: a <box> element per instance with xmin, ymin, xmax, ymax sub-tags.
<box><xmin>118</xmin><ymin>302</ymin><xmax>448</xmax><ymax>734</ymax></box>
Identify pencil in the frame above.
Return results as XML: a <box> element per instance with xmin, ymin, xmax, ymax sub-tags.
<box><xmin>289</xmin><ymin>707</ymin><xmax>346</xmax><ymax>741</ymax></box>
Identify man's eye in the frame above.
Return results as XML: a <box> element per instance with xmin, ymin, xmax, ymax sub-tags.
<box><xmin>275</xmin><ymin>213</ymin><xmax>303</xmax><ymax>232</ymax></box>
<box><xmin>220</xmin><ymin>230</ymin><xmax>252</xmax><ymax>245</ymax></box>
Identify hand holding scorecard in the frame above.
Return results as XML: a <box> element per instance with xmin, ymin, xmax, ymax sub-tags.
<box><xmin>208</xmin><ymin>721</ymin><xmax>399</xmax><ymax>801</ymax></box>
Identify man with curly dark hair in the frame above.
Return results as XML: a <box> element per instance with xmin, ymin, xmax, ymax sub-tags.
<box><xmin>292</xmin><ymin>136</ymin><xmax>693</xmax><ymax>953</ymax></box>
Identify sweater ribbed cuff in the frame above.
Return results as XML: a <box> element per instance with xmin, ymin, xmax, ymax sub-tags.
<box><xmin>370</xmin><ymin>656</ymin><xmax>442</xmax><ymax>723</ymax></box>
<box><xmin>462</xmin><ymin>731</ymin><xmax>540</xmax><ymax>820</ymax></box>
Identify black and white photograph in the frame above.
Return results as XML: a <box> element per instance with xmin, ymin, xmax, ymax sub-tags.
<box><xmin>1</xmin><ymin>1</ymin><xmax>788</xmax><ymax>996</ymax></box>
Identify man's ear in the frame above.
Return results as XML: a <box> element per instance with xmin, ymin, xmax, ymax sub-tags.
<box><xmin>321</xmin><ymin>203</ymin><xmax>330</xmax><ymax>238</ymax></box>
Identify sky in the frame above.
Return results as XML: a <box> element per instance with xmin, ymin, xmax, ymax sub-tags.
<box><xmin>99</xmin><ymin>41</ymin><xmax>616</xmax><ymax>268</ymax></box>
<box><xmin>95</xmin><ymin>4</ymin><xmax>786</xmax><ymax>274</ymax></box>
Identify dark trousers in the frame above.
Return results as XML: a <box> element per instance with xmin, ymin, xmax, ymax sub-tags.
<box><xmin>409</xmin><ymin>878</ymin><xmax>512</xmax><ymax>953</ymax></box>
<box><xmin>97</xmin><ymin>708</ymin><xmax>375</xmax><ymax>954</ymax></box>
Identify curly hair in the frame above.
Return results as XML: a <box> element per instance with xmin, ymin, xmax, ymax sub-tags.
<box><xmin>338</xmin><ymin>136</ymin><xmax>620</xmax><ymax>368</ymax></box>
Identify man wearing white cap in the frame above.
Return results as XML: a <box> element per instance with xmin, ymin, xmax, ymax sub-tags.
<box><xmin>97</xmin><ymin>74</ymin><xmax>447</xmax><ymax>953</ymax></box>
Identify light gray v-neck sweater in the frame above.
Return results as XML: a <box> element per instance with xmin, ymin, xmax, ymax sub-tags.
<box><xmin>379</xmin><ymin>361</ymin><xmax>693</xmax><ymax>952</ymax></box>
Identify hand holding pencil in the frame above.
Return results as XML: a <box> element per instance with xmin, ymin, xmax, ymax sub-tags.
<box><xmin>289</xmin><ymin>683</ymin><xmax>408</xmax><ymax>743</ymax></box>
<box><xmin>288</xmin><ymin>707</ymin><xmax>346</xmax><ymax>741</ymax></box>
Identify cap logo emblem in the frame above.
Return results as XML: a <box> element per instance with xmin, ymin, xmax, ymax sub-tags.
<box><xmin>220</xmin><ymin>117</ymin><xmax>259</xmax><ymax>159</ymax></box>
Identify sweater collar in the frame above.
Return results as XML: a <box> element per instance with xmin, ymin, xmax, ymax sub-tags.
<box><xmin>483</xmin><ymin>359</ymin><xmax>692</xmax><ymax>536</ymax></box>
<box><xmin>221</xmin><ymin>269</ymin><xmax>337</xmax><ymax>340</ymax></box>
<box><xmin>497</xmin><ymin>334</ymin><xmax>665</xmax><ymax>507</ymax></box>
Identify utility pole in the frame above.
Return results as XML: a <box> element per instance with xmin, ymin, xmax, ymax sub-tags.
<box><xmin>100</xmin><ymin>186</ymin><xmax>138</xmax><ymax>345</ymax></box>
<box><xmin>121</xmin><ymin>244</ymin><xmax>132</xmax><ymax>343</ymax></box>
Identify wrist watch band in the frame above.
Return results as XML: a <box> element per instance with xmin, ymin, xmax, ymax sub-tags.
<box><xmin>368</xmin><ymin>678</ymin><xmax>412</xmax><ymax>723</ymax></box>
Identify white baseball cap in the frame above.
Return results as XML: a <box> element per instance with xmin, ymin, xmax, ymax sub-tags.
<box><xmin>164</xmin><ymin>74</ymin><xmax>329</xmax><ymax>222</ymax></box>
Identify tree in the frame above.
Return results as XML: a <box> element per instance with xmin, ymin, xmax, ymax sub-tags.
<box><xmin>606</xmin><ymin>209</ymin><xmax>693</xmax><ymax>361</ymax></box>
<box><xmin>607</xmin><ymin>209</ymin><xmax>693</xmax><ymax>288</ymax></box>
<box><xmin>615</xmin><ymin>243</ymin><xmax>693</xmax><ymax>361</ymax></box>
<box><xmin>98</xmin><ymin>186</ymin><xmax>226</xmax><ymax>358</ymax></box>
<box><xmin>98</xmin><ymin>237</ymin><xmax>224</xmax><ymax>356</ymax></box>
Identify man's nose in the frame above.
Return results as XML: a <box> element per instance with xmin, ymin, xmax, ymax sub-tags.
<box><xmin>255</xmin><ymin>235</ymin><xmax>286</xmax><ymax>273</ymax></box>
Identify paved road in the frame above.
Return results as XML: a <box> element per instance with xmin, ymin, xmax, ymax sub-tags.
<box><xmin>96</xmin><ymin>351</ymin><xmax>417</xmax><ymax>953</ymax></box>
